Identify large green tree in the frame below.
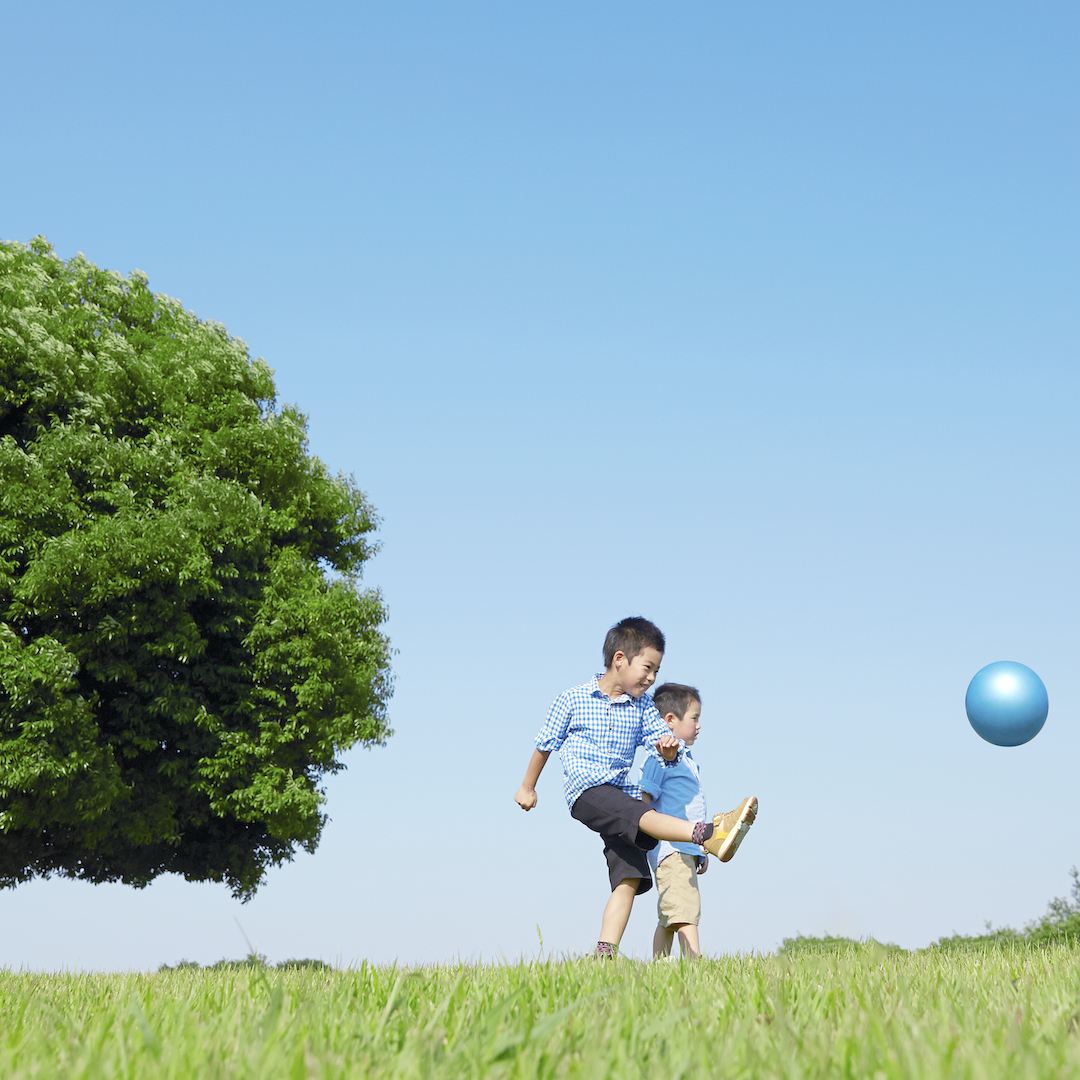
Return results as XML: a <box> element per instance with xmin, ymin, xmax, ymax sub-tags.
<box><xmin>0</xmin><ymin>238</ymin><xmax>392</xmax><ymax>899</ymax></box>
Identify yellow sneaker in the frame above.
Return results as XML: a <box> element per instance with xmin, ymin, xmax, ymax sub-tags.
<box><xmin>702</xmin><ymin>796</ymin><xmax>757</xmax><ymax>862</ymax></box>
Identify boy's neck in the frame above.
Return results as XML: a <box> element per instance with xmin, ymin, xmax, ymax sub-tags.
<box><xmin>596</xmin><ymin>669</ymin><xmax>627</xmax><ymax>700</ymax></box>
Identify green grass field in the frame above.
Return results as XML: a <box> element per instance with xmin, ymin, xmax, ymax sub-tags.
<box><xmin>4</xmin><ymin>943</ymin><xmax>1080</xmax><ymax>1078</ymax></box>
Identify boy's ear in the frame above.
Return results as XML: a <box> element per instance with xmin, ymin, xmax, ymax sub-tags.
<box><xmin>663</xmin><ymin>713</ymin><xmax>678</xmax><ymax>730</ymax></box>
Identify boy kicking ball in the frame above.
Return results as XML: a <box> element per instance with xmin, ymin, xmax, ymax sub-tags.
<box><xmin>641</xmin><ymin>683</ymin><xmax>757</xmax><ymax>959</ymax></box>
<box><xmin>514</xmin><ymin>616</ymin><xmax>757</xmax><ymax>958</ymax></box>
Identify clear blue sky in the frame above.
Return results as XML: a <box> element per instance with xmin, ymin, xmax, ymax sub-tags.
<box><xmin>3</xmin><ymin>0</ymin><xmax>1078</xmax><ymax>968</ymax></box>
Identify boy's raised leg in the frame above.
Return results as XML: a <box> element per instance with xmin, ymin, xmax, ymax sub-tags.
<box><xmin>638</xmin><ymin>808</ymin><xmax>706</xmax><ymax>845</ymax></box>
<box><xmin>597</xmin><ymin>879</ymin><xmax>639</xmax><ymax>956</ymax></box>
<box><xmin>642</xmin><ymin>799</ymin><xmax>759</xmax><ymax>861</ymax></box>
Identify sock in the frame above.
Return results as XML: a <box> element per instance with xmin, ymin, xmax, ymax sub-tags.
<box><xmin>691</xmin><ymin>821</ymin><xmax>714</xmax><ymax>845</ymax></box>
<box><xmin>595</xmin><ymin>941</ymin><xmax>617</xmax><ymax>959</ymax></box>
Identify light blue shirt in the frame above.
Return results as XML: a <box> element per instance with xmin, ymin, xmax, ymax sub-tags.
<box><xmin>535</xmin><ymin>674</ymin><xmax>673</xmax><ymax>808</ymax></box>
<box><xmin>639</xmin><ymin>749</ymin><xmax>707</xmax><ymax>869</ymax></box>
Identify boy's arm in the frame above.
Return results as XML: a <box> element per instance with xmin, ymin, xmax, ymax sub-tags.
<box><xmin>518</xmin><ymin>691</ymin><xmax>572</xmax><ymax>810</ymax></box>
<box><xmin>515</xmin><ymin>749</ymin><xmax>550</xmax><ymax>811</ymax></box>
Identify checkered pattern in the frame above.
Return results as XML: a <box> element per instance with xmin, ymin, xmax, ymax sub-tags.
<box><xmin>535</xmin><ymin>674</ymin><xmax>673</xmax><ymax>808</ymax></box>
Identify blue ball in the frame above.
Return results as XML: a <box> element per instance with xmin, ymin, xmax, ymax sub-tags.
<box><xmin>965</xmin><ymin>661</ymin><xmax>1048</xmax><ymax>747</ymax></box>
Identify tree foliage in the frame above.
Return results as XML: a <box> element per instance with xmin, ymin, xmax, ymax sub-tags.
<box><xmin>0</xmin><ymin>237</ymin><xmax>392</xmax><ymax>898</ymax></box>
<box><xmin>930</xmin><ymin>866</ymin><xmax>1080</xmax><ymax>952</ymax></box>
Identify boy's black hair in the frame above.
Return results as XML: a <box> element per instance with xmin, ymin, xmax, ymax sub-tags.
<box><xmin>602</xmin><ymin>616</ymin><xmax>665</xmax><ymax>669</ymax></box>
<box><xmin>652</xmin><ymin>682</ymin><xmax>701</xmax><ymax>720</ymax></box>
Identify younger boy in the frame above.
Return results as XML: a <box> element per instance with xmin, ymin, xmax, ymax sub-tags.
<box><xmin>640</xmin><ymin>684</ymin><xmax>758</xmax><ymax>959</ymax></box>
<box><xmin>514</xmin><ymin>616</ymin><xmax>741</xmax><ymax>958</ymax></box>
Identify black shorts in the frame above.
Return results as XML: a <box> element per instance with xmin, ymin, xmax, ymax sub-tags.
<box><xmin>570</xmin><ymin>784</ymin><xmax>657</xmax><ymax>895</ymax></box>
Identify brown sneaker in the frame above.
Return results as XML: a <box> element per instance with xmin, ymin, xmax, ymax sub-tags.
<box><xmin>702</xmin><ymin>796</ymin><xmax>757</xmax><ymax>862</ymax></box>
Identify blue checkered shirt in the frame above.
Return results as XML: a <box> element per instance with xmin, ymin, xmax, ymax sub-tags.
<box><xmin>535</xmin><ymin>674</ymin><xmax>674</xmax><ymax>809</ymax></box>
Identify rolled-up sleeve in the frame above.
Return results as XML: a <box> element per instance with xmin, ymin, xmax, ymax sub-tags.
<box><xmin>640</xmin><ymin>756</ymin><xmax>664</xmax><ymax>800</ymax></box>
<box><xmin>640</xmin><ymin>698</ymin><xmax>676</xmax><ymax>766</ymax></box>
<box><xmin>536</xmin><ymin>692</ymin><xmax>572</xmax><ymax>752</ymax></box>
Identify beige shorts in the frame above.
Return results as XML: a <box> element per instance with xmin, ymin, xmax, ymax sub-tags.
<box><xmin>655</xmin><ymin>851</ymin><xmax>701</xmax><ymax>927</ymax></box>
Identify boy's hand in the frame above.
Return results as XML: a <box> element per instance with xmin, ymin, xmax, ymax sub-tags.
<box><xmin>697</xmin><ymin>855</ymin><xmax>708</xmax><ymax>875</ymax></box>
<box><xmin>515</xmin><ymin>785</ymin><xmax>538</xmax><ymax>811</ymax></box>
<box><xmin>655</xmin><ymin>734</ymin><xmax>680</xmax><ymax>761</ymax></box>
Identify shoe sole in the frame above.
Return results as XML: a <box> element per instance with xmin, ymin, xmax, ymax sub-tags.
<box><xmin>714</xmin><ymin>796</ymin><xmax>758</xmax><ymax>863</ymax></box>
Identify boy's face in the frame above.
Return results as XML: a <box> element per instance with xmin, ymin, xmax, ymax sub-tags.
<box><xmin>666</xmin><ymin>699</ymin><xmax>701</xmax><ymax>746</ymax></box>
<box><xmin>612</xmin><ymin>646</ymin><xmax>663</xmax><ymax>698</ymax></box>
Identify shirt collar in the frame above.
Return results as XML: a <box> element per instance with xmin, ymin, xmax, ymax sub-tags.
<box><xmin>590</xmin><ymin>673</ymin><xmax>632</xmax><ymax>703</ymax></box>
